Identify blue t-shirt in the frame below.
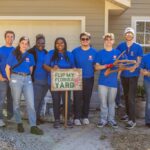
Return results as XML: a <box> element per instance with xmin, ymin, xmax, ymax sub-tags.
<box><xmin>0</xmin><ymin>46</ymin><xmax>15</xmax><ymax>78</ymax></box>
<box><xmin>116</xmin><ymin>42</ymin><xmax>143</xmax><ymax>77</ymax></box>
<box><xmin>140</xmin><ymin>53</ymin><xmax>150</xmax><ymax>82</ymax></box>
<box><xmin>95</xmin><ymin>49</ymin><xmax>120</xmax><ymax>88</ymax></box>
<box><xmin>72</xmin><ymin>46</ymin><xmax>97</xmax><ymax>78</ymax></box>
<box><xmin>7</xmin><ymin>51</ymin><xmax>35</xmax><ymax>74</ymax></box>
<box><xmin>44</xmin><ymin>50</ymin><xmax>75</xmax><ymax>85</ymax></box>
<box><xmin>34</xmin><ymin>48</ymin><xmax>48</xmax><ymax>81</ymax></box>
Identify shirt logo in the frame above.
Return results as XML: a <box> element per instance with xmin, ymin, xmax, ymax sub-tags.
<box><xmin>113</xmin><ymin>55</ymin><xmax>117</xmax><ymax>60</ymax></box>
<box><xmin>26</xmin><ymin>58</ymin><xmax>30</xmax><ymax>62</ymax></box>
<box><xmin>88</xmin><ymin>55</ymin><xmax>93</xmax><ymax>60</ymax></box>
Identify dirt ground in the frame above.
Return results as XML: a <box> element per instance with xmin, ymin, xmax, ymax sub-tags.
<box><xmin>0</xmin><ymin>109</ymin><xmax>150</xmax><ymax>150</ymax></box>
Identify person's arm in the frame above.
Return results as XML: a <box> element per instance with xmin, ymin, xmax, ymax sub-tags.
<box><xmin>30</xmin><ymin>66</ymin><xmax>33</xmax><ymax>74</ymax></box>
<box><xmin>5</xmin><ymin>64</ymin><xmax>11</xmax><ymax>81</ymax></box>
<box><xmin>43</xmin><ymin>64</ymin><xmax>52</xmax><ymax>72</ymax></box>
<box><xmin>129</xmin><ymin>56</ymin><xmax>142</xmax><ymax>72</ymax></box>
<box><xmin>94</xmin><ymin>63</ymin><xmax>106</xmax><ymax>71</ymax></box>
<box><xmin>140</xmin><ymin>69</ymin><xmax>150</xmax><ymax>76</ymax></box>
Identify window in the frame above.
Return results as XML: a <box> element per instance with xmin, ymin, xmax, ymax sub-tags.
<box><xmin>132</xmin><ymin>17</ymin><xmax>150</xmax><ymax>53</ymax></box>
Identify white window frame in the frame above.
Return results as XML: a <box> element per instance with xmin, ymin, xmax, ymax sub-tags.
<box><xmin>132</xmin><ymin>16</ymin><xmax>150</xmax><ymax>47</ymax></box>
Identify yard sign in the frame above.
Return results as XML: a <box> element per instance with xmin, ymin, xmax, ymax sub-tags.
<box><xmin>51</xmin><ymin>69</ymin><xmax>82</xmax><ymax>91</ymax></box>
<box><xmin>51</xmin><ymin>68</ymin><xmax>82</xmax><ymax>128</ymax></box>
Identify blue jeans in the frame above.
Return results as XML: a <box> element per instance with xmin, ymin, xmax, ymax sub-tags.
<box><xmin>33</xmin><ymin>80</ymin><xmax>48</xmax><ymax>118</ymax></box>
<box><xmin>0</xmin><ymin>80</ymin><xmax>13</xmax><ymax>119</ymax></box>
<box><xmin>144</xmin><ymin>81</ymin><xmax>150</xmax><ymax>124</ymax></box>
<box><xmin>115</xmin><ymin>80</ymin><xmax>123</xmax><ymax>106</ymax></box>
<box><xmin>98</xmin><ymin>85</ymin><xmax>117</xmax><ymax>123</ymax></box>
<box><xmin>9</xmin><ymin>74</ymin><xmax>36</xmax><ymax>126</ymax></box>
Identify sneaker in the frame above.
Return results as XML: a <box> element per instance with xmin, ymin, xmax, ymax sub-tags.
<box><xmin>82</xmin><ymin>118</ymin><xmax>90</xmax><ymax>125</ymax></box>
<box><xmin>109</xmin><ymin>121</ymin><xmax>118</xmax><ymax>129</ymax></box>
<box><xmin>17</xmin><ymin>123</ymin><xmax>24</xmax><ymax>133</ymax></box>
<box><xmin>0</xmin><ymin>119</ymin><xmax>5</xmax><ymax>127</ymax></box>
<box><xmin>30</xmin><ymin>126</ymin><xmax>44</xmax><ymax>135</ymax></box>
<box><xmin>126</xmin><ymin>120</ymin><xmax>136</xmax><ymax>129</ymax></box>
<box><xmin>67</xmin><ymin>120</ymin><xmax>73</xmax><ymax>128</ymax></box>
<box><xmin>74</xmin><ymin>119</ymin><xmax>82</xmax><ymax>126</ymax></box>
<box><xmin>97</xmin><ymin>121</ymin><xmax>107</xmax><ymax>128</ymax></box>
<box><xmin>121</xmin><ymin>115</ymin><xmax>128</xmax><ymax>122</ymax></box>
<box><xmin>53</xmin><ymin>120</ymin><xmax>61</xmax><ymax>128</ymax></box>
<box><xmin>115</xmin><ymin>105</ymin><xmax>119</xmax><ymax>109</ymax></box>
<box><xmin>118</xmin><ymin>103</ymin><xmax>125</xmax><ymax>108</ymax></box>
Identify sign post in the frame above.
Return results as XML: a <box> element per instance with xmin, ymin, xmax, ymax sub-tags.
<box><xmin>51</xmin><ymin>69</ymin><xmax>82</xmax><ymax>128</ymax></box>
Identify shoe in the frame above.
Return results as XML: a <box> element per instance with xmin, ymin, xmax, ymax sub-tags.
<box><xmin>118</xmin><ymin>103</ymin><xmax>125</xmax><ymax>108</ymax></box>
<box><xmin>67</xmin><ymin>120</ymin><xmax>73</xmax><ymax>128</ymax></box>
<box><xmin>17</xmin><ymin>123</ymin><xmax>24</xmax><ymax>133</ymax></box>
<box><xmin>30</xmin><ymin>126</ymin><xmax>44</xmax><ymax>135</ymax></box>
<box><xmin>74</xmin><ymin>119</ymin><xmax>82</xmax><ymax>126</ymax></box>
<box><xmin>109</xmin><ymin>121</ymin><xmax>118</xmax><ymax>129</ymax></box>
<box><xmin>97</xmin><ymin>121</ymin><xmax>107</xmax><ymax>128</ymax></box>
<box><xmin>115</xmin><ymin>105</ymin><xmax>119</xmax><ymax>109</ymax></box>
<box><xmin>0</xmin><ymin>119</ymin><xmax>5</xmax><ymax>127</ymax></box>
<box><xmin>82</xmin><ymin>118</ymin><xmax>90</xmax><ymax>125</ymax></box>
<box><xmin>126</xmin><ymin>120</ymin><xmax>136</xmax><ymax>129</ymax></box>
<box><xmin>53</xmin><ymin>120</ymin><xmax>61</xmax><ymax>128</ymax></box>
<box><xmin>121</xmin><ymin>115</ymin><xmax>128</xmax><ymax>122</ymax></box>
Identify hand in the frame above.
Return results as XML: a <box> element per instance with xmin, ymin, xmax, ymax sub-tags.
<box><xmin>105</xmin><ymin>64</ymin><xmax>114</xmax><ymax>69</ymax></box>
<box><xmin>0</xmin><ymin>77</ymin><xmax>7</xmax><ymax>81</ymax></box>
<box><xmin>52</xmin><ymin>65</ymin><xmax>59</xmax><ymax>70</ymax></box>
<box><xmin>141</xmin><ymin>69</ymin><xmax>150</xmax><ymax>76</ymax></box>
<box><xmin>129</xmin><ymin>65</ymin><xmax>136</xmax><ymax>72</ymax></box>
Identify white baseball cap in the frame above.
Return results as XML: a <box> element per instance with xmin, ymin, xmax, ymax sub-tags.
<box><xmin>124</xmin><ymin>27</ymin><xmax>135</xmax><ymax>35</ymax></box>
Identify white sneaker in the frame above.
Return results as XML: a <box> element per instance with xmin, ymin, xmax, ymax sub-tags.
<box><xmin>0</xmin><ymin>119</ymin><xmax>5</xmax><ymax>127</ymax></box>
<box><xmin>82</xmin><ymin>118</ymin><xmax>90</xmax><ymax>125</ymax></box>
<box><xmin>74</xmin><ymin>119</ymin><xmax>82</xmax><ymax>126</ymax></box>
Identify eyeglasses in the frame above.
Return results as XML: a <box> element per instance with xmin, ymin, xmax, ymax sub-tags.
<box><xmin>81</xmin><ymin>38</ymin><xmax>90</xmax><ymax>41</ymax></box>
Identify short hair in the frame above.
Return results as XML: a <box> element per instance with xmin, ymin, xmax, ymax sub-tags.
<box><xmin>4</xmin><ymin>30</ymin><xmax>15</xmax><ymax>39</ymax></box>
<box><xmin>36</xmin><ymin>34</ymin><xmax>45</xmax><ymax>42</ymax></box>
<box><xmin>103</xmin><ymin>33</ymin><xmax>115</xmax><ymax>40</ymax></box>
<box><xmin>80</xmin><ymin>32</ymin><xmax>91</xmax><ymax>39</ymax></box>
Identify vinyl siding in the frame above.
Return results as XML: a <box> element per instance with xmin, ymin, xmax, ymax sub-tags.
<box><xmin>109</xmin><ymin>0</ymin><xmax>150</xmax><ymax>47</ymax></box>
<box><xmin>0</xmin><ymin>0</ymin><xmax>105</xmax><ymax>50</ymax></box>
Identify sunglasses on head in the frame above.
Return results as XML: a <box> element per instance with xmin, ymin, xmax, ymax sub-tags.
<box><xmin>81</xmin><ymin>38</ymin><xmax>90</xmax><ymax>41</ymax></box>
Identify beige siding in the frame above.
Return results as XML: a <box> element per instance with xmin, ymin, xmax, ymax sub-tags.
<box><xmin>109</xmin><ymin>0</ymin><xmax>150</xmax><ymax>47</ymax></box>
<box><xmin>0</xmin><ymin>0</ymin><xmax>105</xmax><ymax>50</ymax></box>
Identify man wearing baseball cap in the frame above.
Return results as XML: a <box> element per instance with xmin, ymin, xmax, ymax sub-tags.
<box><xmin>116</xmin><ymin>27</ymin><xmax>143</xmax><ymax>129</ymax></box>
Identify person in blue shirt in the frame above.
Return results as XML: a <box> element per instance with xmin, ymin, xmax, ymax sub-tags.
<box><xmin>5</xmin><ymin>36</ymin><xmax>43</xmax><ymax>135</ymax></box>
<box><xmin>28</xmin><ymin>34</ymin><xmax>48</xmax><ymax>125</ymax></box>
<box><xmin>72</xmin><ymin>32</ymin><xmax>97</xmax><ymax>126</ymax></box>
<box><xmin>43</xmin><ymin>37</ymin><xmax>75</xmax><ymax>128</ymax></box>
<box><xmin>117</xmin><ymin>27</ymin><xmax>143</xmax><ymax>129</ymax></box>
<box><xmin>140</xmin><ymin>54</ymin><xmax>150</xmax><ymax>127</ymax></box>
<box><xmin>95</xmin><ymin>33</ymin><xmax>120</xmax><ymax>128</ymax></box>
<box><xmin>0</xmin><ymin>30</ymin><xmax>15</xmax><ymax>127</ymax></box>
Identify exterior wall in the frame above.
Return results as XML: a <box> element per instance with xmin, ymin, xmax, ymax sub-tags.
<box><xmin>0</xmin><ymin>0</ymin><xmax>105</xmax><ymax>50</ymax></box>
<box><xmin>109</xmin><ymin>0</ymin><xmax>150</xmax><ymax>47</ymax></box>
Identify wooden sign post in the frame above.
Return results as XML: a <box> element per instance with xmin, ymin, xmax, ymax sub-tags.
<box><xmin>51</xmin><ymin>69</ymin><xmax>82</xmax><ymax>128</ymax></box>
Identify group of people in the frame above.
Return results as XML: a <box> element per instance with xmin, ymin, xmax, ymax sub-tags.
<box><xmin>0</xmin><ymin>27</ymin><xmax>150</xmax><ymax>136</ymax></box>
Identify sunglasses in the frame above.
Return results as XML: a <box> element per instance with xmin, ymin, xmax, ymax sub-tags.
<box><xmin>81</xmin><ymin>38</ymin><xmax>90</xmax><ymax>41</ymax></box>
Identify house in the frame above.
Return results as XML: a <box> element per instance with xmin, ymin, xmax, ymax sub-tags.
<box><xmin>0</xmin><ymin>0</ymin><xmax>149</xmax><ymax>52</ymax></box>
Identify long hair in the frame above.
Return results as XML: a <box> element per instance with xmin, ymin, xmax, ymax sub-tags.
<box><xmin>51</xmin><ymin>37</ymin><xmax>69</xmax><ymax>63</ymax></box>
<box><xmin>13</xmin><ymin>36</ymin><xmax>30</xmax><ymax>61</ymax></box>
